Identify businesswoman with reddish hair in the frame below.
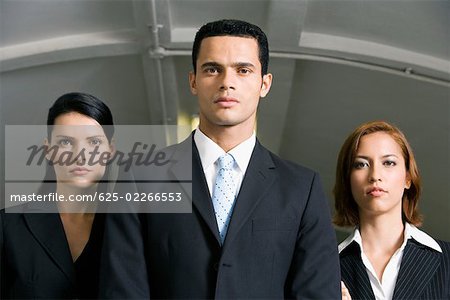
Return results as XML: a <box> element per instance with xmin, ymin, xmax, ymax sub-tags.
<box><xmin>334</xmin><ymin>121</ymin><xmax>450</xmax><ymax>300</ymax></box>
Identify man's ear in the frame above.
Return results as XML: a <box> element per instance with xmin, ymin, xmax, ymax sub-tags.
<box><xmin>260</xmin><ymin>73</ymin><xmax>273</xmax><ymax>98</ymax></box>
<box><xmin>189</xmin><ymin>71</ymin><xmax>198</xmax><ymax>95</ymax></box>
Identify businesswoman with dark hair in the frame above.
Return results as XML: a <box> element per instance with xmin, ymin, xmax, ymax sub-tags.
<box><xmin>334</xmin><ymin>120</ymin><xmax>450</xmax><ymax>300</ymax></box>
<box><xmin>0</xmin><ymin>92</ymin><xmax>115</xmax><ymax>298</ymax></box>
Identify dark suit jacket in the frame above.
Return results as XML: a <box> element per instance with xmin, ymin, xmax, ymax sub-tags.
<box><xmin>340</xmin><ymin>238</ymin><xmax>450</xmax><ymax>300</ymax></box>
<box><xmin>100</xmin><ymin>135</ymin><xmax>340</xmax><ymax>299</ymax></box>
<box><xmin>0</xmin><ymin>204</ymin><xmax>103</xmax><ymax>299</ymax></box>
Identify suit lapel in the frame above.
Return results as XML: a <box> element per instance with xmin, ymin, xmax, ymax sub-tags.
<box><xmin>168</xmin><ymin>135</ymin><xmax>221</xmax><ymax>244</ymax></box>
<box><xmin>23</xmin><ymin>208</ymin><xmax>75</xmax><ymax>284</ymax></box>
<box><xmin>340</xmin><ymin>241</ymin><xmax>375</xmax><ymax>300</ymax></box>
<box><xmin>191</xmin><ymin>143</ymin><xmax>222</xmax><ymax>243</ymax></box>
<box><xmin>393</xmin><ymin>239</ymin><xmax>441</xmax><ymax>299</ymax></box>
<box><xmin>168</xmin><ymin>137</ymin><xmax>280</xmax><ymax>248</ymax></box>
<box><xmin>222</xmin><ymin>142</ymin><xmax>276</xmax><ymax>252</ymax></box>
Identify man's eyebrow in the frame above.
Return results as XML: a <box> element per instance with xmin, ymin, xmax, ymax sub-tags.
<box><xmin>232</xmin><ymin>62</ymin><xmax>256</xmax><ymax>68</ymax></box>
<box><xmin>200</xmin><ymin>62</ymin><xmax>222</xmax><ymax>69</ymax></box>
<box><xmin>200</xmin><ymin>62</ymin><xmax>256</xmax><ymax>69</ymax></box>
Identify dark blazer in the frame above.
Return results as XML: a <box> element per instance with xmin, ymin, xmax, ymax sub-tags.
<box><xmin>340</xmin><ymin>238</ymin><xmax>450</xmax><ymax>300</ymax></box>
<box><xmin>100</xmin><ymin>135</ymin><xmax>341</xmax><ymax>299</ymax></box>
<box><xmin>0</xmin><ymin>204</ymin><xmax>104</xmax><ymax>299</ymax></box>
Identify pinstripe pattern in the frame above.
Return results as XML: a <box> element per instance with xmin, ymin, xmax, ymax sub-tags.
<box><xmin>340</xmin><ymin>241</ymin><xmax>375</xmax><ymax>299</ymax></box>
<box><xmin>340</xmin><ymin>239</ymin><xmax>450</xmax><ymax>300</ymax></box>
<box><xmin>393</xmin><ymin>239</ymin><xmax>440</xmax><ymax>299</ymax></box>
<box><xmin>417</xmin><ymin>240</ymin><xmax>450</xmax><ymax>300</ymax></box>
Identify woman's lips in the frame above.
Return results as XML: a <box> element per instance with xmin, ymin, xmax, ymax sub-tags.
<box><xmin>70</xmin><ymin>167</ymin><xmax>91</xmax><ymax>176</ymax></box>
<box><xmin>367</xmin><ymin>187</ymin><xmax>386</xmax><ymax>197</ymax></box>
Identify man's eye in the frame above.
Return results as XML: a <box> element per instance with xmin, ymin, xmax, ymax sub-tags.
<box><xmin>238</xmin><ymin>68</ymin><xmax>251</xmax><ymax>74</ymax></box>
<box><xmin>205</xmin><ymin>68</ymin><xmax>218</xmax><ymax>74</ymax></box>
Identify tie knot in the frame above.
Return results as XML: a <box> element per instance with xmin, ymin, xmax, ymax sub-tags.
<box><xmin>218</xmin><ymin>153</ymin><xmax>234</xmax><ymax>169</ymax></box>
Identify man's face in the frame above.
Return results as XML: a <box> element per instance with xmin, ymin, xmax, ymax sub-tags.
<box><xmin>189</xmin><ymin>36</ymin><xmax>272</xmax><ymax>132</ymax></box>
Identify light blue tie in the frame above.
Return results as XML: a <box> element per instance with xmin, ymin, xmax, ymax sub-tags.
<box><xmin>212</xmin><ymin>154</ymin><xmax>237</xmax><ymax>244</ymax></box>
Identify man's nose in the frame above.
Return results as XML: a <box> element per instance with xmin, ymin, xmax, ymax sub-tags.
<box><xmin>219</xmin><ymin>70</ymin><xmax>236</xmax><ymax>91</ymax></box>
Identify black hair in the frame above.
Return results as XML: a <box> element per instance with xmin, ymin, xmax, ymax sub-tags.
<box><xmin>39</xmin><ymin>92</ymin><xmax>114</xmax><ymax>194</ymax></box>
<box><xmin>47</xmin><ymin>92</ymin><xmax>114</xmax><ymax>141</ymax></box>
<box><xmin>192</xmin><ymin>19</ymin><xmax>269</xmax><ymax>76</ymax></box>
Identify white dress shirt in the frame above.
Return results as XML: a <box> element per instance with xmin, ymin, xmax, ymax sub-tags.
<box><xmin>339</xmin><ymin>223</ymin><xmax>442</xmax><ymax>300</ymax></box>
<box><xmin>193</xmin><ymin>128</ymin><xmax>256</xmax><ymax>197</ymax></box>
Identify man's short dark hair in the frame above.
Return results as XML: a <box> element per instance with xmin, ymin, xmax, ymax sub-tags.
<box><xmin>192</xmin><ymin>19</ymin><xmax>269</xmax><ymax>76</ymax></box>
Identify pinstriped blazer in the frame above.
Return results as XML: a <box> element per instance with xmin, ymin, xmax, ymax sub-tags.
<box><xmin>340</xmin><ymin>238</ymin><xmax>450</xmax><ymax>300</ymax></box>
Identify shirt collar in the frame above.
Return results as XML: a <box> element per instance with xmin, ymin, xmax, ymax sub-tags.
<box><xmin>194</xmin><ymin>128</ymin><xmax>256</xmax><ymax>173</ymax></box>
<box><xmin>405</xmin><ymin>222</ymin><xmax>442</xmax><ymax>253</ymax></box>
<box><xmin>338</xmin><ymin>222</ymin><xmax>442</xmax><ymax>254</ymax></box>
<box><xmin>338</xmin><ymin>228</ymin><xmax>362</xmax><ymax>253</ymax></box>
<box><xmin>227</xmin><ymin>133</ymin><xmax>256</xmax><ymax>174</ymax></box>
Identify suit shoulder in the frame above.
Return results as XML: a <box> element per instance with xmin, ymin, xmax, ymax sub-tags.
<box><xmin>0</xmin><ymin>204</ymin><xmax>27</xmax><ymax>215</ymax></box>
<box><xmin>158</xmin><ymin>136</ymin><xmax>192</xmax><ymax>160</ymax></box>
<box><xmin>266</xmin><ymin>149</ymin><xmax>317</xmax><ymax>178</ymax></box>
<box><xmin>0</xmin><ymin>206</ymin><xmax>27</xmax><ymax>230</ymax></box>
<box><xmin>436</xmin><ymin>239</ymin><xmax>450</xmax><ymax>255</ymax></box>
<box><xmin>260</xmin><ymin>146</ymin><xmax>327</xmax><ymax>192</ymax></box>
<box><xmin>434</xmin><ymin>240</ymin><xmax>450</xmax><ymax>282</ymax></box>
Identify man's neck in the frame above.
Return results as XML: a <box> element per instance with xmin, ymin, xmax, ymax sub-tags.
<box><xmin>199</xmin><ymin>123</ymin><xmax>254</xmax><ymax>152</ymax></box>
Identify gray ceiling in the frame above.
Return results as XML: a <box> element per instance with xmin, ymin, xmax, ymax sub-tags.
<box><xmin>0</xmin><ymin>0</ymin><xmax>449</xmax><ymax>240</ymax></box>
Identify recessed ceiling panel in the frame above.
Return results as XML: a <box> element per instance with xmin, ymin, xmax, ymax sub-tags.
<box><xmin>303</xmin><ymin>0</ymin><xmax>450</xmax><ymax>60</ymax></box>
<box><xmin>0</xmin><ymin>0</ymin><xmax>135</xmax><ymax>47</ymax></box>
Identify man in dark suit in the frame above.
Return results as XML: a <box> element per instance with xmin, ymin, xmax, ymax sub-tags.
<box><xmin>100</xmin><ymin>19</ymin><xmax>340</xmax><ymax>299</ymax></box>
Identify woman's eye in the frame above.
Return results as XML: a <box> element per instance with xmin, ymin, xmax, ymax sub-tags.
<box><xmin>90</xmin><ymin>138</ymin><xmax>102</xmax><ymax>146</ymax></box>
<box><xmin>384</xmin><ymin>160</ymin><xmax>397</xmax><ymax>167</ymax></box>
<box><xmin>57</xmin><ymin>139</ymin><xmax>72</xmax><ymax>147</ymax></box>
<box><xmin>353</xmin><ymin>161</ymin><xmax>368</xmax><ymax>169</ymax></box>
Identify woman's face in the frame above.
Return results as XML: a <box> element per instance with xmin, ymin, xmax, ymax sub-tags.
<box><xmin>46</xmin><ymin>112</ymin><xmax>113</xmax><ymax>190</ymax></box>
<box><xmin>350</xmin><ymin>132</ymin><xmax>411</xmax><ymax>219</ymax></box>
